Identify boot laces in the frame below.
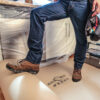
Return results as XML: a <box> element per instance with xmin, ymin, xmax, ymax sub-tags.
<box><xmin>74</xmin><ymin>69</ymin><xmax>81</xmax><ymax>74</ymax></box>
<box><xmin>17</xmin><ymin>59</ymin><xmax>25</xmax><ymax>66</ymax></box>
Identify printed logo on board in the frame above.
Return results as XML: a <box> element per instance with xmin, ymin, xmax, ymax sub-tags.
<box><xmin>47</xmin><ymin>75</ymin><xmax>69</xmax><ymax>87</ymax></box>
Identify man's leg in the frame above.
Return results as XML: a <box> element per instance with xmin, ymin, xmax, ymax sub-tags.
<box><xmin>6</xmin><ymin>1</ymin><xmax>69</xmax><ymax>74</ymax></box>
<box><xmin>69</xmin><ymin>0</ymin><xmax>90</xmax><ymax>82</ymax></box>
<box><xmin>25</xmin><ymin>1</ymin><xmax>68</xmax><ymax>64</ymax></box>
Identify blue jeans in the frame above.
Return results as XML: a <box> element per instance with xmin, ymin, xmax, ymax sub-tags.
<box><xmin>25</xmin><ymin>0</ymin><xmax>90</xmax><ymax>69</ymax></box>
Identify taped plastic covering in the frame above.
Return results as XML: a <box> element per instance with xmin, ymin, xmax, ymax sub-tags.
<box><xmin>0</xmin><ymin>4</ymin><xmax>32</xmax><ymax>60</ymax></box>
<box><xmin>0</xmin><ymin>4</ymin><xmax>76</xmax><ymax>67</ymax></box>
<box><xmin>87</xmin><ymin>37</ymin><xmax>100</xmax><ymax>57</ymax></box>
<box><xmin>41</xmin><ymin>18</ymin><xmax>76</xmax><ymax>67</ymax></box>
<box><xmin>0</xmin><ymin>32</ymin><xmax>3</xmax><ymax>61</ymax></box>
<box><xmin>87</xmin><ymin>42</ymin><xmax>100</xmax><ymax>57</ymax></box>
<box><xmin>85</xmin><ymin>37</ymin><xmax>100</xmax><ymax>68</ymax></box>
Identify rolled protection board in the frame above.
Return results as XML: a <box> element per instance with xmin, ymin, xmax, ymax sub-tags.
<box><xmin>0</xmin><ymin>59</ymin><xmax>60</xmax><ymax>100</ymax></box>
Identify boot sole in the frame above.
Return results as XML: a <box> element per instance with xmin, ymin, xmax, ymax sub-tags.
<box><xmin>6</xmin><ymin>64</ymin><xmax>39</xmax><ymax>74</ymax></box>
<box><xmin>72</xmin><ymin>78</ymin><xmax>81</xmax><ymax>82</ymax></box>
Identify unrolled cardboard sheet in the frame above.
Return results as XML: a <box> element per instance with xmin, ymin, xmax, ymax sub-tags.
<box><xmin>0</xmin><ymin>59</ymin><xmax>100</xmax><ymax>100</ymax></box>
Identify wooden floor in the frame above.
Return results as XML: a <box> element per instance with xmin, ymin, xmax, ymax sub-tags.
<box><xmin>36</xmin><ymin>58</ymin><xmax>100</xmax><ymax>100</ymax></box>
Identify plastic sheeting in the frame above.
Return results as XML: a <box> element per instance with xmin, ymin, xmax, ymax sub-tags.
<box><xmin>87</xmin><ymin>42</ymin><xmax>100</xmax><ymax>57</ymax></box>
<box><xmin>0</xmin><ymin>33</ymin><xmax>3</xmax><ymax>61</ymax></box>
<box><xmin>87</xmin><ymin>37</ymin><xmax>100</xmax><ymax>57</ymax></box>
<box><xmin>41</xmin><ymin>18</ymin><xmax>76</xmax><ymax>67</ymax></box>
<box><xmin>0</xmin><ymin>4</ymin><xmax>32</xmax><ymax>60</ymax></box>
<box><xmin>0</xmin><ymin>4</ymin><xmax>76</xmax><ymax>67</ymax></box>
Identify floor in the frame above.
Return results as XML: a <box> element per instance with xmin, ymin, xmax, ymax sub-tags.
<box><xmin>36</xmin><ymin>58</ymin><xmax>100</xmax><ymax>100</ymax></box>
<box><xmin>0</xmin><ymin>58</ymin><xmax>100</xmax><ymax>100</ymax></box>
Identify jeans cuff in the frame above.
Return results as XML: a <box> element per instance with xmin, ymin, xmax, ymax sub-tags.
<box><xmin>74</xmin><ymin>62</ymin><xmax>83</xmax><ymax>69</ymax></box>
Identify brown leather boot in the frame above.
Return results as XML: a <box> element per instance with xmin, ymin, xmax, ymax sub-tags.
<box><xmin>6</xmin><ymin>59</ymin><xmax>39</xmax><ymax>74</ymax></box>
<box><xmin>72</xmin><ymin>69</ymin><xmax>82</xmax><ymax>82</ymax></box>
